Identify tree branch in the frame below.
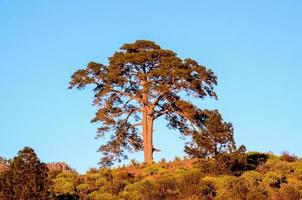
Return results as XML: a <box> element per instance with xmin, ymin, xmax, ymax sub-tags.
<box><xmin>131</xmin><ymin>122</ymin><xmax>143</xmax><ymax>127</ymax></box>
<box><xmin>154</xmin><ymin>106</ymin><xmax>199</xmax><ymax>132</ymax></box>
<box><xmin>154</xmin><ymin>110</ymin><xmax>170</xmax><ymax>119</ymax></box>
<box><xmin>111</xmin><ymin>89</ymin><xmax>142</xmax><ymax>103</ymax></box>
<box><xmin>151</xmin><ymin>94</ymin><xmax>164</xmax><ymax>110</ymax></box>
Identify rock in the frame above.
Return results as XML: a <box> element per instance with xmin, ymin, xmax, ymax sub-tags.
<box><xmin>0</xmin><ymin>159</ymin><xmax>73</xmax><ymax>174</ymax></box>
<box><xmin>47</xmin><ymin>162</ymin><xmax>72</xmax><ymax>172</ymax></box>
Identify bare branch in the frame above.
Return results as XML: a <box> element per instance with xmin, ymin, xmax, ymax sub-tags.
<box><xmin>131</xmin><ymin>122</ymin><xmax>143</xmax><ymax>127</ymax></box>
<box><xmin>154</xmin><ymin>110</ymin><xmax>170</xmax><ymax>119</ymax></box>
<box><xmin>151</xmin><ymin>94</ymin><xmax>164</xmax><ymax>110</ymax></box>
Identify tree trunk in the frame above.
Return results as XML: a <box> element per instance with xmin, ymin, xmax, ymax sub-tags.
<box><xmin>142</xmin><ymin>109</ymin><xmax>154</xmax><ymax>164</ymax></box>
<box><xmin>142</xmin><ymin>110</ymin><xmax>148</xmax><ymax>163</ymax></box>
<box><xmin>146</xmin><ymin>115</ymin><xmax>154</xmax><ymax>164</ymax></box>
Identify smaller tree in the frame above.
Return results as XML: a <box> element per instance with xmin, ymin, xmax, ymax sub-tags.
<box><xmin>0</xmin><ymin>147</ymin><xmax>51</xmax><ymax>200</ymax></box>
<box><xmin>184</xmin><ymin>110</ymin><xmax>236</xmax><ymax>158</ymax></box>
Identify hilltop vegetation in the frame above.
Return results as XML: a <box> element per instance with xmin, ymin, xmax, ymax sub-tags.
<box><xmin>1</xmin><ymin>148</ymin><xmax>302</xmax><ymax>200</ymax></box>
<box><xmin>49</xmin><ymin>152</ymin><xmax>302</xmax><ymax>200</ymax></box>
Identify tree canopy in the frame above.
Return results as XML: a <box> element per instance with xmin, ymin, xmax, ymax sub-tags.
<box><xmin>69</xmin><ymin>40</ymin><xmax>217</xmax><ymax>166</ymax></box>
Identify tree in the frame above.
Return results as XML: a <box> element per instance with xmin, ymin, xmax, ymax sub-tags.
<box><xmin>0</xmin><ymin>147</ymin><xmax>51</xmax><ymax>200</ymax></box>
<box><xmin>69</xmin><ymin>40</ymin><xmax>217</xmax><ymax>166</ymax></box>
<box><xmin>184</xmin><ymin>110</ymin><xmax>236</xmax><ymax>158</ymax></box>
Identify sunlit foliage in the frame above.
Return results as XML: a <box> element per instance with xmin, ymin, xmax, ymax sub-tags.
<box><xmin>48</xmin><ymin>152</ymin><xmax>301</xmax><ymax>199</ymax></box>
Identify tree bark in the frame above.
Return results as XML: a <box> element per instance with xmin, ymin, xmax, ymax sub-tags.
<box><xmin>141</xmin><ymin>76</ymin><xmax>154</xmax><ymax>164</ymax></box>
<box><xmin>146</xmin><ymin>115</ymin><xmax>154</xmax><ymax>164</ymax></box>
<box><xmin>142</xmin><ymin>110</ymin><xmax>148</xmax><ymax>163</ymax></box>
<box><xmin>142</xmin><ymin>109</ymin><xmax>154</xmax><ymax>164</ymax></box>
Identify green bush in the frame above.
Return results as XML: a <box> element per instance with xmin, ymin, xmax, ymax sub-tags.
<box><xmin>143</xmin><ymin>163</ymin><xmax>169</xmax><ymax>176</ymax></box>
<box><xmin>45</xmin><ymin>152</ymin><xmax>302</xmax><ymax>200</ymax></box>
<box><xmin>89</xmin><ymin>191</ymin><xmax>119</xmax><ymax>200</ymax></box>
<box><xmin>262</xmin><ymin>172</ymin><xmax>286</xmax><ymax>189</ymax></box>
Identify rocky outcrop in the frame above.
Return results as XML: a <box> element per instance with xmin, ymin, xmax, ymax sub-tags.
<box><xmin>47</xmin><ymin>162</ymin><xmax>72</xmax><ymax>172</ymax></box>
<box><xmin>0</xmin><ymin>160</ymin><xmax>72</xmax><ymax>173</ymax></box>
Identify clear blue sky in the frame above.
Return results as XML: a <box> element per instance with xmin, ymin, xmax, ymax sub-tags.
<box><xmin>1</xmin><ymin>0</ymin><xmax>301</xmax><ymax>173</ymax></box>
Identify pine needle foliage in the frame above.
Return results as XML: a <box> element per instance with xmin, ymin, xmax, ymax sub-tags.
<box><xmin>69</xmin><ymin>40</ymin><xmax>217</xmax><ymax>166</ymax></box>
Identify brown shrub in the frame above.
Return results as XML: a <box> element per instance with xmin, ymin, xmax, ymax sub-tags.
<box><xmin>280</xmin><ymin>151</ymin><xmax>298</xmax><ymax>162</ymax></box>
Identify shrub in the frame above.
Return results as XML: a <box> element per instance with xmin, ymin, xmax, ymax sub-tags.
<box><xmin>120</xmin><ymin>179</ymin><xmax>158</xmax><ymax>200</ymax></box>
<box><xmin>200</xmin><ymin>179</ymin><xmax>217</xmax><ymax>200</ymax></box>
<box><xmin>177</xmin><ymin>169</ymin><xmax>203</xmax><ymax>199</ymax></box>
<box><xmin>89</xmin><ymin>191</ymin><xmax>119</xmax><ymax>200</ymax></box>
<box><xmin>111</xmin><ymin>170</ymin><xmax>135</xmax><ymax>195</ymax></box>
<box><xmin>272</xmin><ymin>161</ymin><xmax>295</xmax><ymax>174</ymax></box>
<box><xmin>259</xmin><ymin>157</ymin><xmax>295</xmax><ymax>175</ymax></box>
<box><xmin>196</xmin><ymin>152</ymin><xmax>248</xmax><ymax>176</ymax></box>
<box><xmin>143</xmin><ymin>163</ymin><xmax>168</xmax><ymax>176</ymax></box>
<box><xmin>241</xmin><ymin>171</ymin><xmax>263</xmax><ymax>187</ymax></box>
<box><xmin>227</xmin><ymin>179</ymin><xmax>249</xmax><ymax>200</ymax></box>
<box><xmin>52</xmin><ymin>171</ymin><xmax>78</xmax><ymax>196</ymax></box>
<box><xmin>280</xmin><ymin>151</ymin><xmax>298</xmax><ymax>162</ymax></box>
<box><xmin>155</xmin><ymin>175</ymin><xmax>178</xmax><ymax>200</ymax></box>
<box><xmin>246</xmin><ymin>152</ymin><xmax>269</xmax><ymax>170</ymax></box>
<box><xmin>246</xmin><ymin>187</ymin><xmax>268</xmax><ymax>200</ymax></box>
<box><xmin>271</xmin><ymin>184</ymin><xmax>301</xmax><ymax>200</ymax></box>
<box><xmin>262</xmin><ymin>172</ymin><xmax>286</xmax><ymax>189</ymax></box>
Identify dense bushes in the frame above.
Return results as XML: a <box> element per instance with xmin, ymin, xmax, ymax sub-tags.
<box><xmin>195</xmin><ymin>151</ymin><xmax>268</xmax><ymax>176</ymax></box>
<box><xmin>47</xmin><ymin>153</ymin><xmax>301</xmax><ymax>199</ymax></box>
<box><xmin>1</xmin><ymin>150</ymin><xmax>301</xmax><ymax>199</ymax></box>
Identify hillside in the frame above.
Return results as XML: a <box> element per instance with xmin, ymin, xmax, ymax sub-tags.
<box><xmin>50</xmin><ymin>152</ymin><xmax>302</xmax><ymax>200</ymax></box>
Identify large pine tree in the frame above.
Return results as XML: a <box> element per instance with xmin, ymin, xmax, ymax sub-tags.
<box><xmin>69</xmin><ymin>40</ymin><xmax>217</xmax><ymax>166</ymax></box>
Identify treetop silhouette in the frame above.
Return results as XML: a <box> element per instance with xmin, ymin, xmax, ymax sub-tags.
<box><xmin>69</xmin><ymin>40</ymin><xmax>217</xmax><ymax>166</ymax></box>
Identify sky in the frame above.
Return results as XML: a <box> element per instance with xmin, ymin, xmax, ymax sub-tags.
<box><xmin>0</xmin><ymin>0</ymin><xmax>301</xmax><ymax>173</ymax></box>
